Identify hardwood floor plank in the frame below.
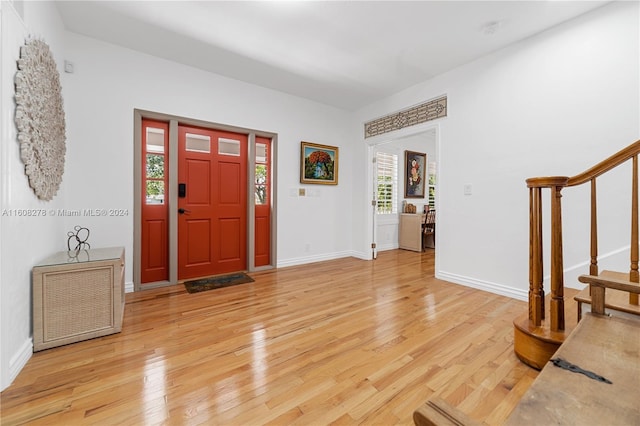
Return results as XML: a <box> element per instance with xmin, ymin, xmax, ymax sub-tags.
<box><xmin>0</xmin><ymin>249</ymin><xmax>535</xmax><ymax>425</ymax></box>
<box><xmin>483</xmin><ymin>367</ymin><xmax>537</xmax><ymax>425</ymax></box>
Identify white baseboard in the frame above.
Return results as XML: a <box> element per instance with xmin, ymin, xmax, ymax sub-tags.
<box><xmin>350</xmin><ymin>250</ymin><xmax>372</xmax><ymax>261</ymax></box>
<box><xmin>3</xmin><ymin>337</ymin><xmax>32</xmax><ymax>391</ymax></box>
<box><xmin>437</xmin><ymin>271</ymin><xmax>528</xmax><ymax>301</ymax></box>
<box><xmin>125</xmin><ymin>281</ymin><xmax>135</xmax><ymax>293</ymax></box>
<box><xmin>277</xmin><ymin>250</ymin><xmax>367</xmax><ymax>268</ymax></box>
<box><xmin>376</xmin><ymin>243</ymin><xmax>399</xmax><ymax>252</ymax></box>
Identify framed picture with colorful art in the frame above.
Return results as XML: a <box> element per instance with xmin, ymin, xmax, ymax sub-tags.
<box><xmin>300</xmin><ymin>141</ymin><xmax>339</xmax><ymax>185</ymax></box>
<box><xmin>404</xmin><ymin>150</ymin><xmax>426</xmax><ymax>198</ymax></box>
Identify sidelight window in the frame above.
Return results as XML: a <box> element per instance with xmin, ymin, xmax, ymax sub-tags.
<box><xmin>255</xmin><ymin>143</ymin><xmax>268</xmax><ymax>205</ymax></box>
<box><xmin>145</xmin><ymin>128</ymin><xmax>167</xmax><ymax>204</ymax></box>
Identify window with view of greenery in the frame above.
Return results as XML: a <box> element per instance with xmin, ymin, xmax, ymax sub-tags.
<box><xmin>146</xmin><ymin>153</ymin><xmax>165</xmax><ymax>204</ymax></box>
<box><xmin>255</xmin><ymin>142</ymin><xmax>268</xmax><ymax>205</ymax></box>
<box><xmin>255</xmin><ymin>164</ymin><xmax>267</xmax><ymax>204</ymax></box>
<box><xmin>376</xmin><ymin>152</ymin><xmax>398</xmax><ymax>214</ymax></box>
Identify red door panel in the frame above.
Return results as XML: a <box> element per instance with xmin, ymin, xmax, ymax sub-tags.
<box><xmin>186</xmin><ymin>159</ymin><xmax>211</xmax><ymax>204</ymax></box>
<box><xmin>219</xmin><ymin>162</ymin><xmax>241</xmax><ymax>203</ymax></box>
<box><xmin>255</xmin><ymin>216</ymin><xmax>270</xmax><ymax>265</ymax></box>
<box><xmin>146</xmin><ymin>220</ymin><xmax>167</xmax><ymax>268</ymax></box>
<box><xmin>186</xmin><ymin>219</ymin><xmax>212</xmax><ymax>265</ymax></box>
<box><xmin>219</xmin><ymin>218</ymin><xmax>241</xmax><ymax>261</ymax></box>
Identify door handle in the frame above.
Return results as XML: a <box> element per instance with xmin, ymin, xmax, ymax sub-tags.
<box><xmin>178</xmin><ymin>208</ymin><xmax>191</xmax><ymax>215</ymax></box>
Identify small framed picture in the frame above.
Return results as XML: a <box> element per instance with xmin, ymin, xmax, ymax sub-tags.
<box><xmin>404</xmin><ymin>150</ymin><xmax>426</xmax><ymax>198</ymax></box>
<box><xmin>300</xmin><ymin>142</ymin><xmax>339</xmax><ymax>185</ymax></box>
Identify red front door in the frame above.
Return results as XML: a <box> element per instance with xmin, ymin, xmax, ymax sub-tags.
<box><xmin>178</xmin><ymin>125</ymin><xmax>248</xmax><ymax>280</ymax></box>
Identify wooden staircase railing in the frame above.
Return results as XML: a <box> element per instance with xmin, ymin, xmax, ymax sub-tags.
<box><xmin>514</xmin><ymin>139</ymin><xmax>640</xmax><ymax>369</ymax></box>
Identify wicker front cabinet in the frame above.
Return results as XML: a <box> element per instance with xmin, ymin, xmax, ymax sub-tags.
<box><xmin>32</xmin><ymin>247</ymin><xmax>125</xmax><ymax>352</ymax></box>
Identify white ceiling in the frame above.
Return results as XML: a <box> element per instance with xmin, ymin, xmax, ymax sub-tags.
<box><xmin>55</xmin><ymin>1</ymin><xmax>610</xmax><ymax>110</ymax></box>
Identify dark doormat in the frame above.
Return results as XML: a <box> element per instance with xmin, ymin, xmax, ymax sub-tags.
<box><xmin>184</xmin><ymin>272</ymin><xmax>255</xmax><ymax>294</ymax></box>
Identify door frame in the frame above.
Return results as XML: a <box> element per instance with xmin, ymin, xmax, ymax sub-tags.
<box><xmin>133</xmin><ymin>109</ymin><xmax>278</xmax><ymax>290</ymax></box>
<box><xmin>366</xmin><ymin>122</ymin><xmax>440</xmax><ymax>266</ymax></box>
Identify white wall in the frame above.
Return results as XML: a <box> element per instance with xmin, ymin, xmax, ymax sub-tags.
<box><xmin>356</xmin><ymin>1</ymin><xmax>640</xmax><ymax>300</ymax></box>
<box><xmin>0</xmin><ymin>0</ymin><xmax>69</xmax><ymax>390</ymax></box>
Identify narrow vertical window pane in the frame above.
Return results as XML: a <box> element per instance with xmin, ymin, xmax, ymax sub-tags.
<box><xmin>255</xmin><ymin>185</ymin><xmax>267</xmax><ymax>205</ymax></box>
<box><xmin>255</xmin><ymin>164</ymin><xmax>267</xmax><ymax>205</ymax></box>
<box><xmin>146</xmin><ymin>181</ymin><xmax>165</xmax><ymax>204</ymax></box>
<box><xmin>146</xmin><ymin>154</ymin><xmax>164</xmax><ymax>179</ymax></box>
<box><xmin>256</xmin><ymin>143</ymin><xmax>267</xmax><ymax>163</ymax></box>
<box><xmin>146</xmin><ymin>128</ymin><xmax>165</xmax><ymax>153</ymax></box>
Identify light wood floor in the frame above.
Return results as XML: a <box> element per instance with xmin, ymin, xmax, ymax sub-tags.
<box><xmin>1</xmin><ymin>249</ymin><xmax>536</xmax><ymax>425</ymax></box>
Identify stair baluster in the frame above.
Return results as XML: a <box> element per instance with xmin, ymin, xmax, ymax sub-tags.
<box><xmin>631</xmin><ymin>155</ymin><xmax>639</xmax><ymax>305</ymax></box>
<box><xmin>590</xmin><ymin>178</ymin><xmax>598</xmax><ymax>277</ymax></box>
<box><xmin>528</xmin><ymin>185</ymin><xmax>544</xmax><ymax>325</ymax></box>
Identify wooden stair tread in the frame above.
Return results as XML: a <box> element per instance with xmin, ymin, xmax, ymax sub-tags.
<box><xmin>508</xmin><ymin>312</ymin><xmax>640</xmax><ymax>425</ymax></box>
<box><xmin>574</xmin><ymin>270</ymin><xmax>640</xmax><ymax>316</ymax></box>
